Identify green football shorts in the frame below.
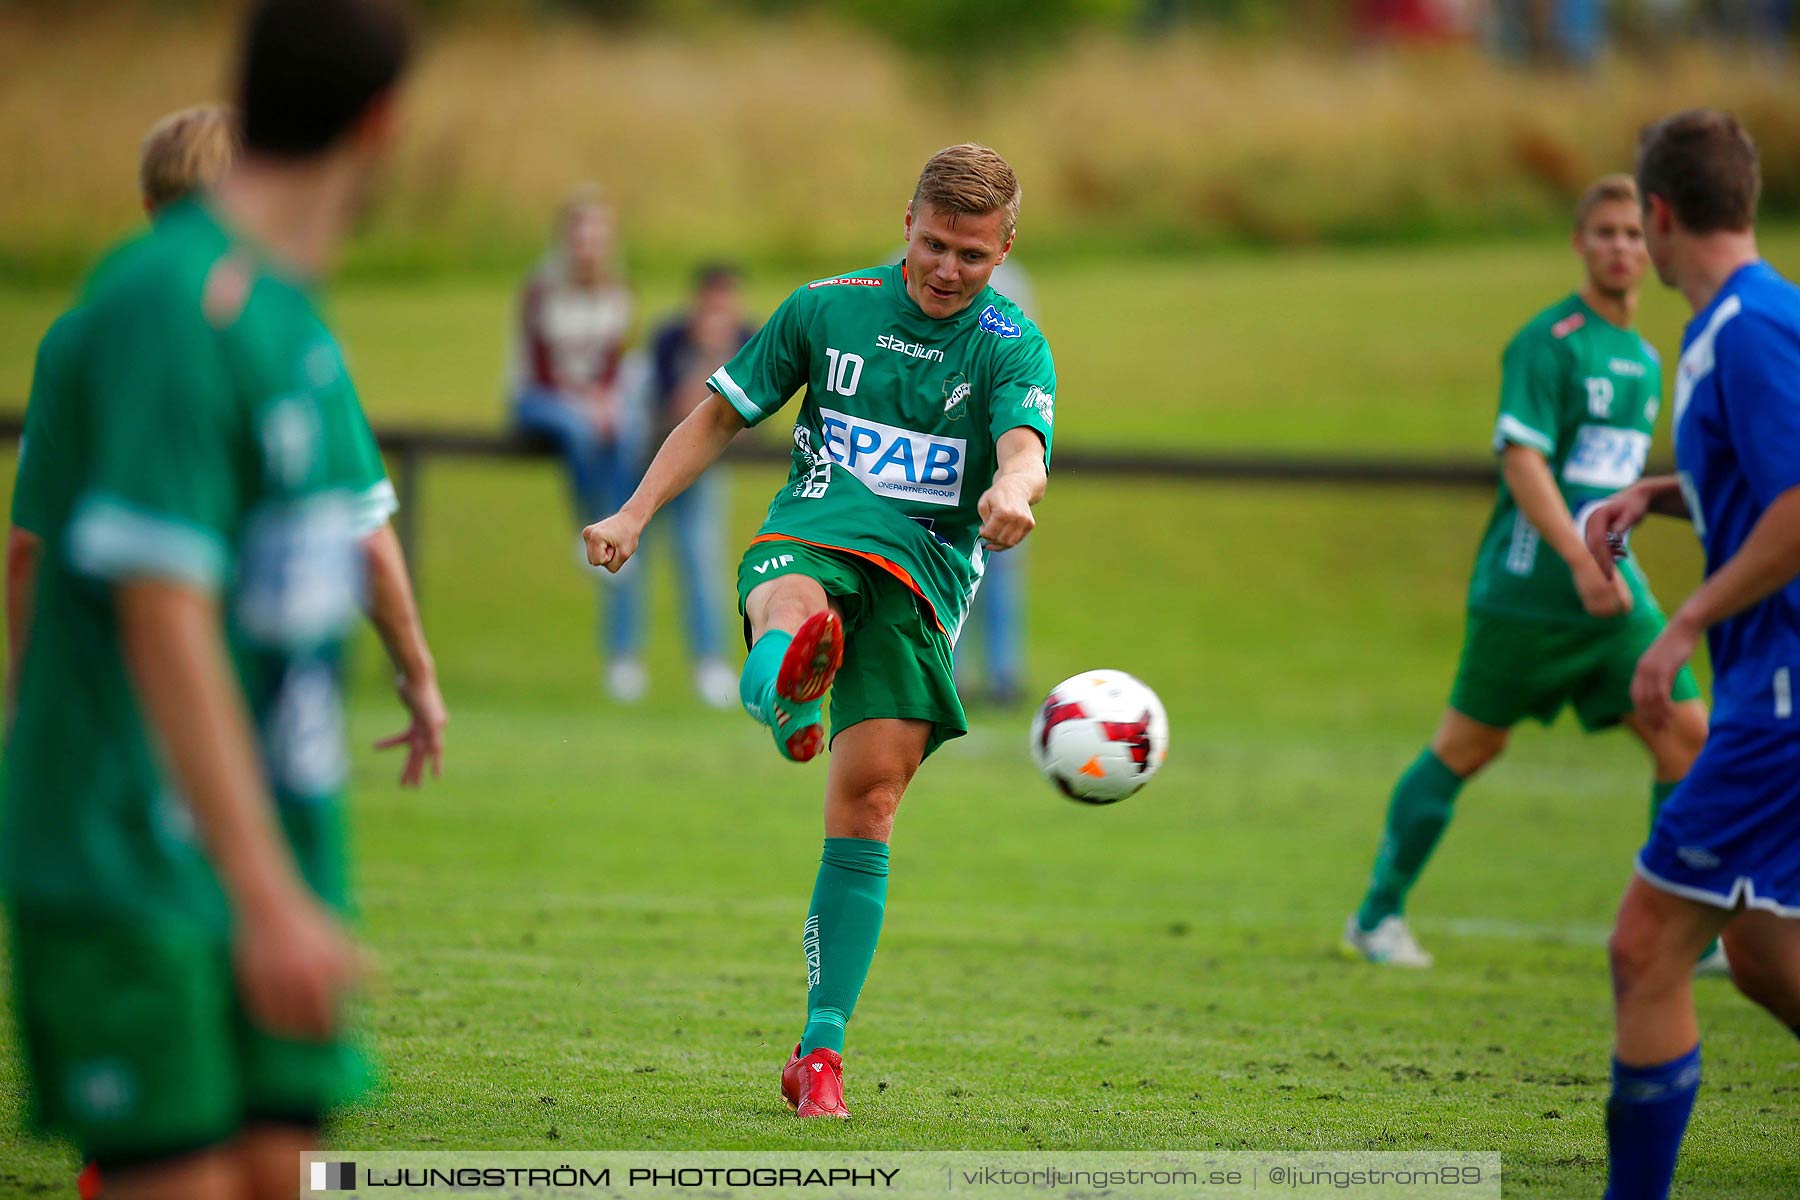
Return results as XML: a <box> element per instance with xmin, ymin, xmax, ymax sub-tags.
<box><xmin>737</xmin><ymin>537</ymin><xmax>967</xmax><ymax>758</ymax></box>
<box><xmin>1449</xmin><ymin>608</ymin><xmax>1703</xmax><ymax>732</ymax></box>
<box><xmin>7</xmin><ymin>906</ymin><xmax>374</xmax><ymax>1163</ymax></box>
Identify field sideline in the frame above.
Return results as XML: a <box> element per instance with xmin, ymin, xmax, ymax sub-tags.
<box><xmin>3</xmin><ymin>239</ymin><xmax>1799</xmax><ymax>1197</ymax></box>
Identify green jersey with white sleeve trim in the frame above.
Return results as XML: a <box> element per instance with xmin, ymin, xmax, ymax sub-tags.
<box><xmin>2</xmin><ymin>199</ymin><xmax>380</xmax><ymax>931</ymax></box>
<box><xmin>1467</xmin><ymin>294</ymin><xmax>1665</xmax><ymax>625</ymax></box>
<box><xmin>708</xmin><ymin>262</ymin><xmax>1056</xmax><ymax>642</ymax></box>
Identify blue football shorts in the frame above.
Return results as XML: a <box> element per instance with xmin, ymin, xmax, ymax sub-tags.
<box><xmin>1637</xmin><ymin>720</ymin><xmax>1800</xmax><ymax>916</ymax></box>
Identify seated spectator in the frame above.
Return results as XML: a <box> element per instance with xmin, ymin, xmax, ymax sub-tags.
<box><xmin>508</xmin><ymin>185</ymin><xmax>646</xmax><ymax>699</ymax></box>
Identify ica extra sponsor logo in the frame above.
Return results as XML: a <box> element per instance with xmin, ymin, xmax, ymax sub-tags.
<box><xmin>820</xmin><ymin>407</ymin><xmax>966</xmax><ymax>507</ymax></box>
<box><xmin>808</xmin><ymin>276</ymin><xmax>883</xmax><ymax>289</ymax></box>
<box><xmin>978</xmin><ymin>305</ymin><xmax>1022</xmax><ymax>339</ymax></box>
<box><xmin>877</xmin><ymin>333</ymin><xmax>945</xmax><ymax>363</ymax></box>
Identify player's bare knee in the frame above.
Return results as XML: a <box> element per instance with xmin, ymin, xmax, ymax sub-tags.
<box><xmin>830</xmin><ymin>765</ymin><xmax>909</xmax><ymax>834</ymax></box>
<box><xmin>1431</xmin><ymin>718</ymin><xmax>1507</xmax><ymax>778</ymax></box>
<box><xmin>1608</xmin><ymin>910</ymin><xmax>1678</xmax><ymax>995</ymax></box>
<box><xmin>746</xmin><ymin>574</ymin><xmax>828</xmax><ymax>637</ymax></box>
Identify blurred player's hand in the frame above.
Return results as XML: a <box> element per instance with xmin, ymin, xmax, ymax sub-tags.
<box><xmin>375</xmin><ymin>670</ymin><xmax>448</xmax><ymax>787</ymax></box>
<box><xmin>584</xmin><ymin>513</ymin><xmax>643</xmax><ymax>572</ymax></box>
<box><xmin>1575</xmin><ymin>559</ymin><xmax>1634</xmax><ymax>619</ymax></box>
<box><xmin>235</xmin><ymin>889</ymin><xmax>360</xmax><ymax>1040</ymax></box>
<box><xmin>977</xmin><ymin>477</ymin><xmax>1036</xmax><ymax>551</ymax></box>
<box><xmin>1631</xmin><ymin>614</ymin><xmax>1701</xmax><ymax>732</ymax></box>
<box><xmin>1583</xmin><ymin>485</ymin><xmax>1654</xmax><ymax>578</ymax></box>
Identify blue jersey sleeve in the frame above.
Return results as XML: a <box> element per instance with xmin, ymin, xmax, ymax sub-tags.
<box><xmin>1721</xmin><ymin>311</ymin><xmax>1800</xmax><ymax>505</ymax></box>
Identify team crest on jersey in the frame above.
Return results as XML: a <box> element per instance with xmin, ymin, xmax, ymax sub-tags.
<box><xmin>259</xmin><ymin>395</ymin><xmax>321</xmax><ymax>487</ymax></box>
<box><xmin>942</xmin><ymin>372</ymin><xmax>971</xmax><ymax>420</ymax></box>
<box><xmin>978</xmin><ymin>305</ymin><xmax>1022</xmax><ymax>339</ymax></box>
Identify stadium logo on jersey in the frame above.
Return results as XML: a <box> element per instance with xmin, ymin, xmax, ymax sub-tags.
<box><xmin>819</xmin><ymin>407</ymin><xmax>965</xmax><ymax>507</ymax></box>
<box><xmin>1608</xmin><ymin>357</ymin><xmax>1648</xmax><ymax>378</ymax></box>
<box><xmin>877</xmin><ymin>333</ymin><xmax>945</xmax><ymax>364</ymax></box>
<box><xmin>978</xmin><ymin>305</ymin><xmax>1022</xmax><ymax>339</ymax></box>
<box><xmin>1023</xmin><ymin>386</ymin><xmax>1055</xmax><ymax>425</ymax></box>
<box><xmin>943</xmin><ymin>372</ymin><xmax>971</xmax><ymax>420</ymax></box>
<box><xmin>808</xmin><ymin>276</ymin><xmax>883</xmax><ymax>290</ymax></box>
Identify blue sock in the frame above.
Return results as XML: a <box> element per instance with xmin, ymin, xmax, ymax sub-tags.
<box><xmin>1604</xmin><ymin>1044</ymin><xmax>1701</xmax><ymax>1200</ymax></box>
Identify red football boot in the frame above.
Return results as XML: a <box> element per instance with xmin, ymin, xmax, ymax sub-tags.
<box><xmin>76</xmin><ymin>1162</ymin><xmax>103</xmax><ymax>1200</ymax></box>
<box><xmin>780</xmin><ymin>1043</ymin><xmax>851</xmax><ymax>1119</ymax></box>
<box><xmin>777</xmin><ymin>611</ymin><xmax>843</xmax><ymax>706</ymax></box>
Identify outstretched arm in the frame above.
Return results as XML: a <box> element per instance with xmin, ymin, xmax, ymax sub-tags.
<box><xmin>583</xmin><ymin>392</ymin><xmax>746</xmax><ymax>571</ymax></box>
<box><xmin>978</xmin><ymin>427</ymin><xmax>1049</xmax><ymax>551</ymax></box>
<box><xmin>363</xmin><ymin>523</ymin><xmax>446</xmax><ymax>786</ymax></box>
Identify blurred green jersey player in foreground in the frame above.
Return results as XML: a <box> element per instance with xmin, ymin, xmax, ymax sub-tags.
<box><xmin>6</xmin><ymin>104</ymin><xmax>239</xmax><ymax>726</ymax></box>
<box><xmin>1343</xmin><ymin>175</ymin><xmax>1710</xmax><ymax>968</ymax></box>
<box><xmin>1</xmin><ymin>3</ymin><xmax>415</xmax><ymax>1198</ymax></box>
<box><xmin>584</xmin><ymin>144</ymin><xmax>1056</xmax><ymax>1118</ymax></box>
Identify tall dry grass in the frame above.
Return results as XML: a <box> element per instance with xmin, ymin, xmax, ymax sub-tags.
<box><xmin>3</xmin><ymin>9</ymin><xmax>1797</xmax><ymax>280</ymax></box>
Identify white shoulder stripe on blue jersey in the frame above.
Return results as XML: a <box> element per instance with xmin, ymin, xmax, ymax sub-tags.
<box><xmin>1672</xmin><ymin>294</ymin><xmax>1743</xmax><ymax>440</ymax></box>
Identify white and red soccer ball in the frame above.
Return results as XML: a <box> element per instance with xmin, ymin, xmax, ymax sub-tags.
<box><xmin>1030</xmin><ymin>670</ymin><xmax>1169</xmax><ymax>804</ymax></box>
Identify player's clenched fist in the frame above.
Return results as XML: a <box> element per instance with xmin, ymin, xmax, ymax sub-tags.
<box><xmin>977</xmin><ymin>477</ymin><xmax>1036</xmax><ymax>551</ymax></box>
<box><xmin>1582</xmin><ymin>485</ymin><xmax>1654</xmax><ymax>578</ymax></box>
<box><xmin>583</xmin><ymin>513</ymin><xmax>644</xmax><ymax>572</ymax></box>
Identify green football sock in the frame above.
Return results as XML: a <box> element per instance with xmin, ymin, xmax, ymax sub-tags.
<box><xmin>1651</xmin><ymin>779</ymin><xmax>1721</xmax><ymax>964</ymax></box>
<box><xmin>1356</xmin><ymin>749</ymin><xmax>1464</xmax><ymax>932</ymax></box>
<box><xmin>800</xmin><ymin>837</ymin><xmax>889</xmax><ymax>1056</ymax></box>
<box><xmin>739</xmin><ymin>630</ymin><xmax>791</xmax><ymax>722</ymax></box>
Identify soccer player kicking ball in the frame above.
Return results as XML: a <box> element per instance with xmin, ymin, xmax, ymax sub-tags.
<box><xmin>1</xmin><ymin>4</ymin><xmax>414</xmax><ymax>1198</ymax></box>
<box><xmin>1343</xmin><ymin>175</ymin><xmax>1710</xmax><ymax>968</ymax></box>
<box><xmin>1583</xmin><ymin>110</ymin><xmax>1800</xmax><ymax>1200</ymax></box>
<box><xmin>584</xmin><ymin>145</ymin><xmax>1055</xmax><ymax>1118</ymax></box>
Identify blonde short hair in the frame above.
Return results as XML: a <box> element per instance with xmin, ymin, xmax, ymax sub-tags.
<box><xmin>912</xmin><ymin>144</ymin><xmax>1021</xmax><ymax>243</ymax></box>
<box><xmin>140</xmin><ymin>105</ymin><xmax>237</xmax><ymax>212</ymax></box>
<box><xmin>1575</xmin><ymin>173</ymin><xmax>1638</xmax><ymax>230</ymax></box>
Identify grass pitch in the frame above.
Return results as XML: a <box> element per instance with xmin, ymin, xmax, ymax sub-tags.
<box><xmin>3</xmin><ymin>240</ymin><xmax>1800</xmax><ymax>1197</ymax></box>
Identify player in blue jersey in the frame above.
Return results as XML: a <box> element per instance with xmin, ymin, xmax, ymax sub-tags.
<box><xmin>1582</xmin><ymin>110</ymin><xmax>1800</xmax><ymax>1200</ymax></box>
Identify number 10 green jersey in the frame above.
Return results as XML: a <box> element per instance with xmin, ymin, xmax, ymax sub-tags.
<box><xmin>709</xmin><ymin>262</ymin><xmax>1056</xmax><ymax>642</ymax></box>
